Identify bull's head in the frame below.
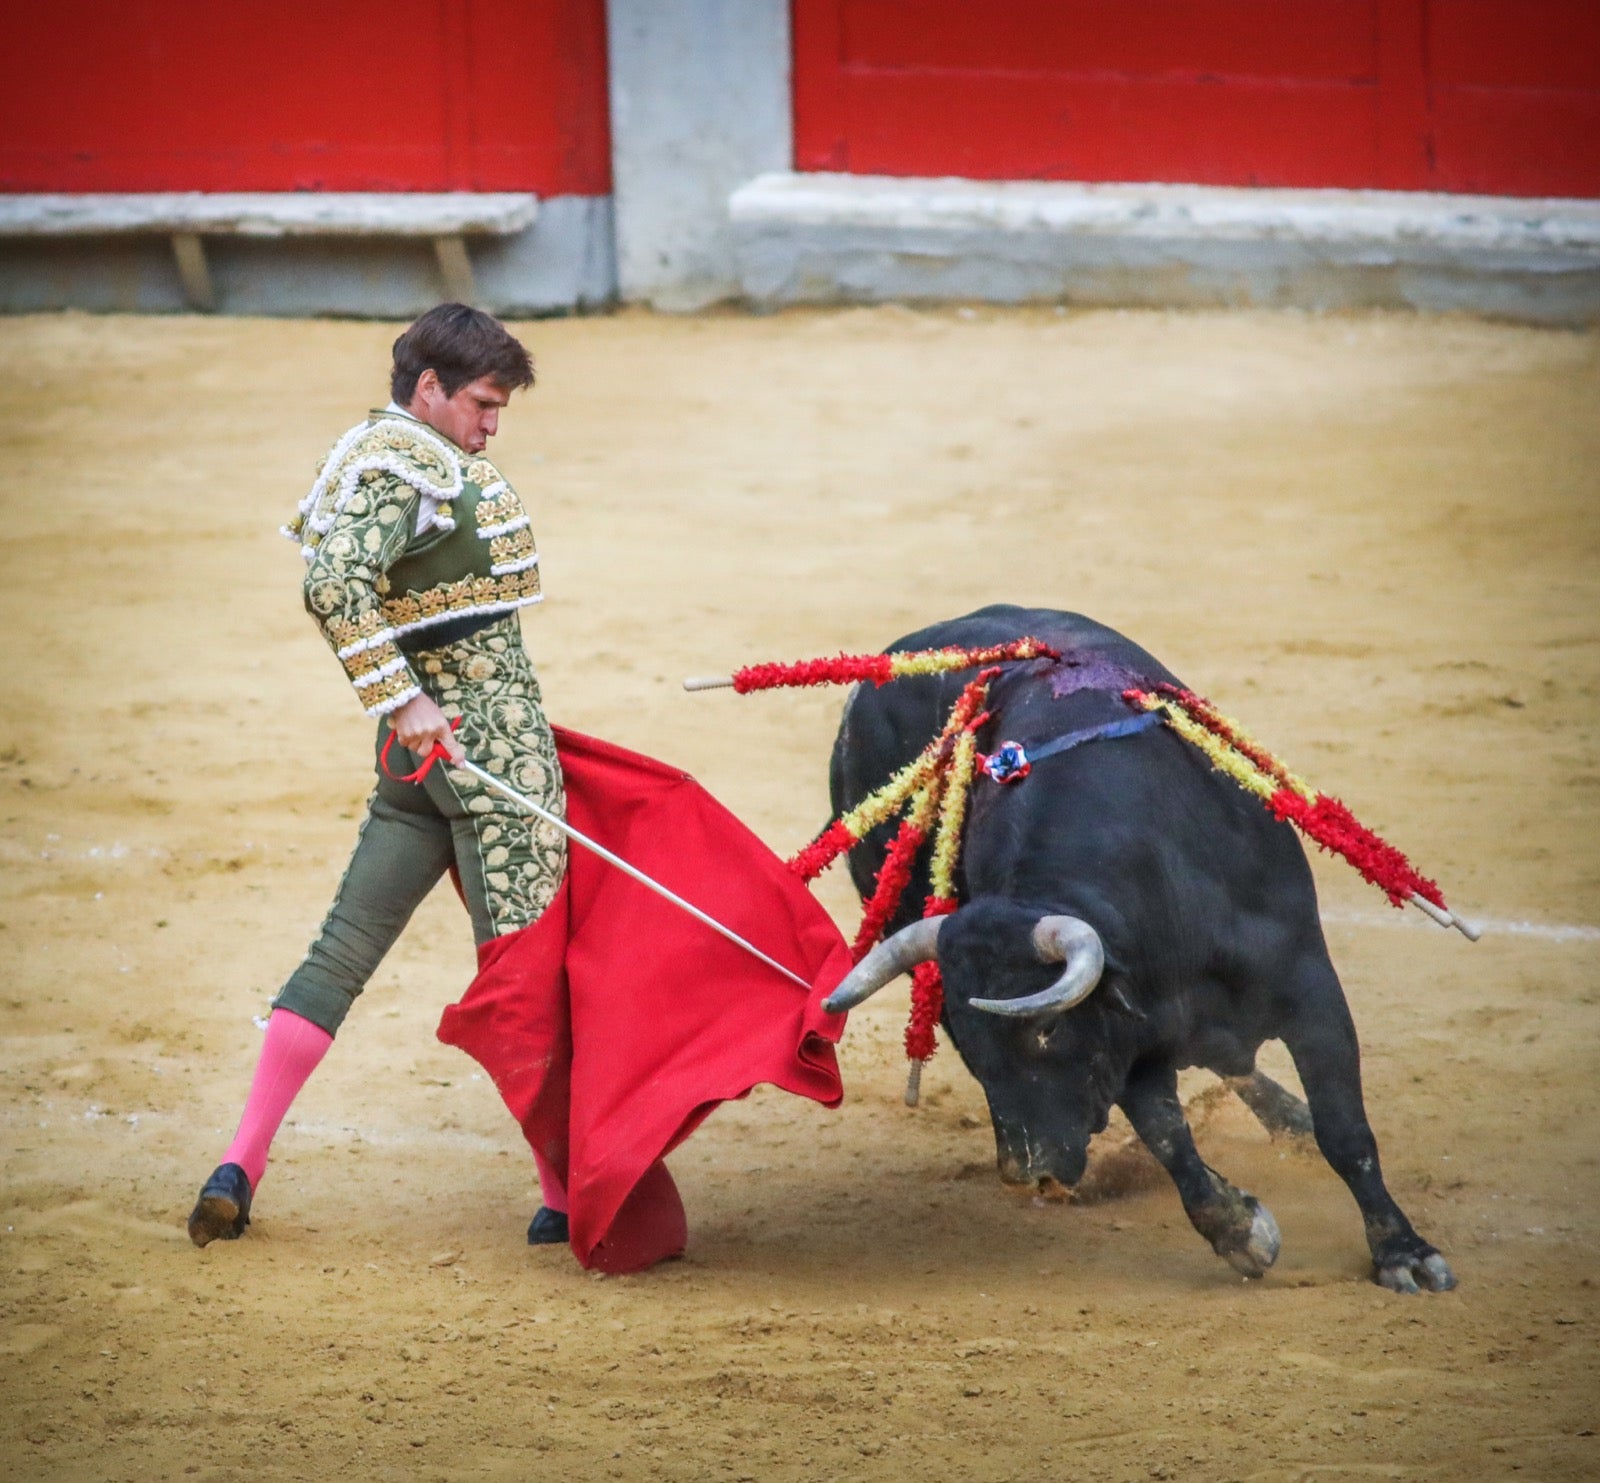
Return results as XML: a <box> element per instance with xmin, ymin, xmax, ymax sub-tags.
<box><xmin>824</xmin><ymin>899</ymin><xmax>1120</xmax><ymax>1195</ymax></box>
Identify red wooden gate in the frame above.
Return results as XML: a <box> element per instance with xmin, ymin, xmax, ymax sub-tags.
<box><xmin>793</xmin><ymin>0</ymin><xmax>1600</xmax><ymax>198</ymax></box>
<box><xmin>0</xmin><ymin>0</ymin><xmax>611</xmax><ymax>195</ymax></box>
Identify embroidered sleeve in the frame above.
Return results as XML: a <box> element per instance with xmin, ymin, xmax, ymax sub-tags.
<box><xmin>302</xmin><ymin>470</ymin><xmax>425</xmax><ymax>717</ymax></box>
<box><xmin>468</xmin><ymin>459</ymin><xmax>541</xmax><ymax>580</ymax></box>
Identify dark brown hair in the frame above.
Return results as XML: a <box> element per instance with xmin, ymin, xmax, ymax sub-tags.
<box><xmin>390</xmin><ymin>303</ymin><xmax>535</xmax><ymax>404</ymax></box>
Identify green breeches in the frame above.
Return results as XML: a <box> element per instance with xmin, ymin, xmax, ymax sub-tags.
<box><xmin>274</xmin><ymin>619</ymin><xmax>566</xmax><ymax>1036</ymax></box>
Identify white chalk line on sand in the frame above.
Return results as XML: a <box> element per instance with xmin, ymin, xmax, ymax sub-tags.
<box><xmin>1321</xmin><ymin>909</ymin><xmax>1600</xmax><ymax>944</ymax></box>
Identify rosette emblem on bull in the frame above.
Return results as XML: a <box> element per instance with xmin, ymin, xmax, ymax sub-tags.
<box><xmin>696</xmin><ymin>604</ymin><xmax>1469</xmax><ymax>1294</ymax></box>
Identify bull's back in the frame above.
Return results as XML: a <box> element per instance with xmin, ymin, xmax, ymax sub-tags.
<box><xmin>828</xmin><ymin>606</ymin><xmax>1174</xmax><ymax>906</ymax></box>
<box><xmin>829</xmin><ymin>604</ymin><xmax>1175</xmax><ymax>814</ymax></box>
<box><xmin>828</xmin><ymin>607</ymin><xmax>1313</xmax><ymax>955</ymax></box>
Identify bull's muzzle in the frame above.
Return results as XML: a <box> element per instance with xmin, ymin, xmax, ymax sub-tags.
<box><xmin>995</xmin><ymin>1126</ymin><xmax>1088</xmax><ymax>1195</ymax></box>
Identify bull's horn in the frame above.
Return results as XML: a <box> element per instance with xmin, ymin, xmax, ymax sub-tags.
<box><xmin>969</xmin><ymin>915</ymin><xmax>1105</xmax><ymax>1018</ymax></box>
<box><xmin>823</xmin><ymin>917</ymin><xmax>945</xmax><ymax>1013</ymax></box>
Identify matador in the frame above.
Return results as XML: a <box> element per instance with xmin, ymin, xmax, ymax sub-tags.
<box><xmin>188</xmin><ymin>305</ymin><xmax>574</xmax><ymax>1249</ymax></box>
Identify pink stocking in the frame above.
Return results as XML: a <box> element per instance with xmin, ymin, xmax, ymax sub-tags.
<box><xmin>532</xmin><ymin>1148</ymin><xmax>569</xmax><ymax>1214</ymax></box>
<box><xmin>220</xmin><ymin>1008</ymin><xmax>334</xmax><ymax>1189</ymax></box>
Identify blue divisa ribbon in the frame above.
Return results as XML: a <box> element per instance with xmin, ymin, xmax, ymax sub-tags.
<box><xmin>980</xmin><ymin>710</ymin><xmax>1162</xmax><ymax>784</ymax></box>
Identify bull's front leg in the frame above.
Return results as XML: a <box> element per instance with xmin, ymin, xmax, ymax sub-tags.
<box><xmin>1119</xmin><ymin>1061</ymin><xmax>1281</xmax><ymax>1278</ymax></box>
<box><xmin>1226</xmin><ymin>1069</ymin><xmax>1315</xmax><ymax>1139</ymax></box>
<box><xmin>1282</xmin><ymin>961</ymin><xmax>1456</xmax><ymax>1294</ymax></box>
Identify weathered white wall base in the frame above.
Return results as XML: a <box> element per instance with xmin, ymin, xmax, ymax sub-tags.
<box><xmin>730</xmin><ymin>174</ymin><xmax>1600</xmax><ymax>325</ymax></box>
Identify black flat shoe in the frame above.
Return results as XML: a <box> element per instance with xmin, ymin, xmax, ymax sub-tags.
<box><xmin>187</xmin><ymin>1162</ymin><xmax>252</xmax><ymax>1247</ymax></box>
<box><xmin>527</xmin><ymin>1206</ymin><xmax>569</xmax><ymax>1245</ymax></box>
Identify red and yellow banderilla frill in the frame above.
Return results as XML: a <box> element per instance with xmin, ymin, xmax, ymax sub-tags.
<box><xmin>773</xmin><ymin>644</ymin><xmax>1053</xmax><ymax>1095</ymax></box>
<box><xmin>1121</xmin><ymin>684</ymin><xmax>1474</xmax><ymax>937</ymax></box>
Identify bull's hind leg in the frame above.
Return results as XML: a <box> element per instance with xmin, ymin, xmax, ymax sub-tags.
<box><xmin>1119</xmin><ymin>1062</ymin><xmax>1281</xmax><ymax>1278</ymax></box>
<box><xmin>1281</xmin><ymin>957</ymin><xmax>1456</xmax><ymax>1294</ymax></box>
<box><xmin>1226</xmin><ymin>1070</ymin><xmax>1315</xmax><ymax>1139</ymax></box>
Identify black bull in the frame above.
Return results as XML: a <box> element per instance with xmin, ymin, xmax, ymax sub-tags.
<box><xmin>825</xmin><ymin>605</ymin><xmax>1454</xmax><ymax>1294</ymax></box>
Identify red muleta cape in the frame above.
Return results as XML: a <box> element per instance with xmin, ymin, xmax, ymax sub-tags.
<box><xmin>437</xmin><ymin>726</ymin><xmax>849</xmax><ymax>1273</ymax></box>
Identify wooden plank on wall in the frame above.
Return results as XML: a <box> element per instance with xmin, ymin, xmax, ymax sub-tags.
<box><xmin>1426</xmin><ymin>0</ymin><xmax>1600</xmax><ymax>196</ymax></box>
<box><xmin>0</xmin><ymin>0</ymin><xmax>612</xmax><ymax>195</ymax></box>
<box><xmin>1375</xmin><ymin>0</ymin><xmax>1432</xmax><ymax>190</ymax></box>
<box><xmin>791</xmin><ymin>0</ymin><xmax>1600</xmax><ymax>198</ymax></box>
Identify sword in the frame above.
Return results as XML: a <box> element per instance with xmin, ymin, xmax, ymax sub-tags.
<box><xmin>449</xmin><ymin>755</ymin><xmax>814</xmax><ymax>992</ymax></box>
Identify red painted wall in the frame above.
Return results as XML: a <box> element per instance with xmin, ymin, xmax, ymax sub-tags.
<box><xmin>794</xmin><ymin>0</ymin><xmax>1600</xmax><ymax>198</ymax></box>
<box><xmin>0</xmin><ymin>0</ymin><xmax>611</xmax><ymax>195</ymax></box>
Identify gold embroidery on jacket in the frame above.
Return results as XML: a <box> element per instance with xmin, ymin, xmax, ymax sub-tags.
<box><xmin>380</xmin><ymin>566</ymin><xmax>543</xmax><ymax>637</ymax></box>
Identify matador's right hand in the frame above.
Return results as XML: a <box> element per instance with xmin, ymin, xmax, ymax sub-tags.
<box><xmin>389</xmin><ymin>692</ymin><xmax>467</xmax><ymax>766</ymax></box>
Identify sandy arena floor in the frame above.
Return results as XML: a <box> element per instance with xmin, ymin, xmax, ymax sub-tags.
<box><xmin>1</xmin><ymin>306</ymin><xmax>1596</xmax><ymax>1482</ymax></box>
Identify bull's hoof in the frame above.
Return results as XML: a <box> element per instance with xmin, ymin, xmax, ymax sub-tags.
<box><xmin>1374</xmin><ymin>1239</ymin><xmax>1456</xmax><ymax>1294</ymax></box>
<box><xmin>187</xmin><ymin>1162</ymin><xmax>252</xmax><ymax>1248</ymax></box>
<box><xmin>1193</xmin><ymin>1186</ymin><xmax>1281</xmax><ymax>1278</ymax></box>
<box><xmin>1219</xmin><ymin>1196</ymin><xmax>1281</xmax><ymax>1278</ymax></box>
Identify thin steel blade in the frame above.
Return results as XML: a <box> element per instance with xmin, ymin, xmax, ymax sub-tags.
<box><xmin>452</xmin><ymin>756</ymin><xmax>813</xmax><ymax>991</ymax></box>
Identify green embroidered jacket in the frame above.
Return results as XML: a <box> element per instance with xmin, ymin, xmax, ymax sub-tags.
<box><xmin>284</xmin><ymin>412</ymin><xmax>542</xmax><ymax>716</ymax></box>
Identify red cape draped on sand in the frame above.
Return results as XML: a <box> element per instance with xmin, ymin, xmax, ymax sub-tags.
<box><xmin>436</xmin><ymin>726</ymin><xmax>850</xmax><ymax>1273</ymax></box>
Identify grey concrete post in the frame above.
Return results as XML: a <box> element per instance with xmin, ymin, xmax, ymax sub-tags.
<box><xmin>606</xmin><ymin>0</ymin><xmax>792</xmax><ymax>309</ymax></box>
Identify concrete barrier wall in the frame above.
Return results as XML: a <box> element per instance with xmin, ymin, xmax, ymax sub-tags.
<box><xmin>606</xmin><ymin>0</ymin><xmax>791</xmax><ymax>310</ymax></box>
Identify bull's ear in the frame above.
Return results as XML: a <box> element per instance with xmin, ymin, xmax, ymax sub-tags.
<box><xmin>1096</xmin><ymin>937</ymin><xmax>1131</xmax><ymax>986</ymax></box>
<box><xmin>1101</xmin><ymin>979</ymin><xmax>1143</xmax><ymax>1019</ymax></box>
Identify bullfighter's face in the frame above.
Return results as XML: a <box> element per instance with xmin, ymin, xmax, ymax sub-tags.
<box><xmin>410</xmin><ymin>370</ymin><xmax>511</xmax><ymax>455</ymax></box>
